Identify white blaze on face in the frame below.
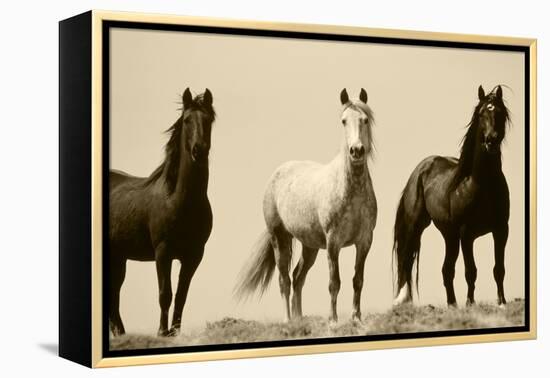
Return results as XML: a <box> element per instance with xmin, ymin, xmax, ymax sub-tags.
<box><xmin>342</xmin><ymin>106</ymin><xmax>369</xmax><ymax>157</ymax></box>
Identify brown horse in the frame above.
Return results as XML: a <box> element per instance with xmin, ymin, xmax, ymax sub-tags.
<box><xmin>109</xmin><ymin>88</ymin><xmax>215</xmax><ymax>337</ymax></box>
<box><xmin>393</xmin><ymin>85</ymin><xmax>511</xmax><ymax>307</ymax></box>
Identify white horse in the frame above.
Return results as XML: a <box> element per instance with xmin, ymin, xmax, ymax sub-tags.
<box><xmin>236</xmin><ymin>88</ymin><xmax>377</xmax><ymax>323</ymax></box>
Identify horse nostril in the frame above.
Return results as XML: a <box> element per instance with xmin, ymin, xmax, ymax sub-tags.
<box><xmin>192</xmin><ymin>145</ymin><xmax>204</xmax><ymax>160</ymax></box>
<box><xmin>485</xmin><ymin>136</ymin><xmax>497</xmax><ymax>147</ymax></box>
<box><xmin>192</xmin><ymin>144</ymin><xmax>210</xmax><ymax>161</ymax></box>
<box><xmin>350</xmin><ymin>145</ymin><xmax>365</xmax><ymax>159</ymax></box>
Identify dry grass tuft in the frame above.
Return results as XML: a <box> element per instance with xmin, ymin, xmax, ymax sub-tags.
<box><xmin>110</xmin><ymin>298</ymin><xmax>524</xmax><ymax>351</ymax></box>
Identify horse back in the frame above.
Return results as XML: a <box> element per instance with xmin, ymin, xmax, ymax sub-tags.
<box><xmin>263</xmin><ymin>160</ymin><xmax>326</xmax><ymax>245</ymax></box>
<box><xmin>264</xmin><ymin>159</ymin><xmax>376</xmax><ymax>249</ymax></box>
<box><xmin>110</xmin><ymin>169</ymin><xmax>142</xmax><ymax>191</ymax></box>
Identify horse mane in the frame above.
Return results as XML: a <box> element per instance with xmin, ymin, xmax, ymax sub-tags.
<box><xmin>141</xmin><ymin>92</ymin><xmax>216</xmax><ymax>192</ymax></box>
<box><xmin>449</xmin><ymin>86</ymin><xmax>510</xmax><ymax>191</ymax></box>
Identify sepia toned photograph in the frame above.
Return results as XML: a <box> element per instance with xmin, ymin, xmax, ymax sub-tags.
<box><xmin>105</xmin><ymin>22</ymin><xmax>529</xmax><ymax>355</ymax></box>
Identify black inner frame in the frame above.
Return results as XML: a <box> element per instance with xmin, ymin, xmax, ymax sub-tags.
<box><xmin>102</xmin><ymin>20</ymin><xmax>531</xmax><ymax>359</ymax></box>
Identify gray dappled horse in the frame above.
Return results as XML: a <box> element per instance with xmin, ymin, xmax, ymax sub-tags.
<box><xmin>236</xmin><ymin>88</ymin><xmax>377</xmax><ymax>323</ymax></box>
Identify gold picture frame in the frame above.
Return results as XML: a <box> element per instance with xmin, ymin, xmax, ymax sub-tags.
<box><xmin>59</xmin><ymin>10</ymin><xmax>537</xmax><ymax>368</ymax></box>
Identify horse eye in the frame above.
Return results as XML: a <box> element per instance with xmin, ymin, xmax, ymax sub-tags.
<box><xmin>341</xmin><ymin>119</ymin><xmax>346</xmax><ymax>125</ymax></box>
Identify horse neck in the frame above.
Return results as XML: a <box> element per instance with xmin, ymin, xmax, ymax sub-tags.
<box><xmin>335</xmin><ymin>144</ymin><xmax>370</xmax><ymax>192</ymax></box>
<box><xmin>166</xmin><ymin>147</ymin><xmax>209</xmax><ymax>205</ymax></box>
<box><xmin>470</xmin><ymin>146</ymin><xmax>503</xmax><ymax>185</ymax></box>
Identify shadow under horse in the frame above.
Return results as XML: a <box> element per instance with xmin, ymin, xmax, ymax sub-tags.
<box><xmin>393</xmin><ymin>85</ymin><xmax>511</xmax><ymax>307</ymax></box>
<box><xmin>109</xmin><ymin>88</ymin><xmax>215</xmax><ymax>336</ymax></box>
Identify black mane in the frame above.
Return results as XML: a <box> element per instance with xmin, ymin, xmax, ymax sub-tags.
<box><xmin>449</xmin><ymin>87</ymin><xmax>510</xmax><ymax>191</ymax></box>
<box><xmin>142</xmin><ymin>93</ymin><xmax>216</xmax><ymax>192</ymax></box>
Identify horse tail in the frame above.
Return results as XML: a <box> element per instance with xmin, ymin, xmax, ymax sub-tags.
<box><xmin>234</xmin><ymin>230</ymin><xmax>276</xmax><ymax>301</ymax></box>
<box><xmin>393</xmin><ymin>166</ymin><xmax>429</xmax><ymax>302</ymax></box>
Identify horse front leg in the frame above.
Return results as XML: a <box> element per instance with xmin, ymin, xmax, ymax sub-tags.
<box><xmin>460</xmin><ymin>232</ymin><xmax>477</xmax><ymax>306</ymax></box>
<box><xmin>170</xmin><ymin>248</ymin><xmax>204</xmax><ymax>336</ymax></box>
<box><xmin>352</xmin><ymin>233</ymin><xmax>373</xmax><ymax>321</ymax></box>
<box><xmin>327</xmin><ymin>240</ymin><xmax>341</xmax><ymax>323</ymax></box>
<box><xmin>493</xmin><ymin>225</ymin><xmax>508</xmax><ymax>306</ymax></box>
<box><xmin>155</xmin><ymin>246</ymin><xmax>173</xmax><ymax>337</ymax></box>
<box><xmin>442</xmin><ymin>234</ymin><xmax>460</xmax><ymax>307</ymax></box>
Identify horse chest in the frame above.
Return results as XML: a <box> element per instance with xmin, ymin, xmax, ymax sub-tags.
<box><xmin>451</xmin><ymin>180</ymin><xmax>509</xmax><ymax>232</ymax></box>
<box><xmin>151</xmin><ymin>199</ymin><xmax>213</xmax><ymax>250</ymax></box>
<box><xmin>469</xmin><ymin>192</ymin><xmax>506</xmax><ymax>228</ymax></box>
<box><xmin>323</xmin><ymin>186</ymin><xmax>375</xmax><ymax>247</ymax></box>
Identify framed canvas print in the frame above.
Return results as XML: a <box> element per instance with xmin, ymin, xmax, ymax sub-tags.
<box><xmin>59</xmin><ymin>10</ymin><xmax>537</xmax><ymax>368</ymax></box>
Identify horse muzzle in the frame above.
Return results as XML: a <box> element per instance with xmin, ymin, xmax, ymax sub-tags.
<box><xmin>349</xmin><ymin>144</ymin><xmax>366</xmax><ymax>164</ymax></box>
<box><xmin>191</xmin><ymin>144</ymin><xmax>209</xmax><ymax>163</ymax></box>
<box><xmin>483</xmin><ymin>140</ymin><xmax>500</xmax><ymax>155</ymax></box>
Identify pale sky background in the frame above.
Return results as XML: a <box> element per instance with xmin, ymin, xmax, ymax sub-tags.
<box><xmin>110</xmin><ymin>27</ymin><xmax>525</xmax><ymax>334</ymax></box>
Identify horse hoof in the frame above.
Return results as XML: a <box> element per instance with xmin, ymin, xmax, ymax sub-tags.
<box><xmin>466</xmin><ymin>299</ymin><xmax>476</xmax><ymax>307</ymax></box>
<box><xmin>290</xmin><ymin>309</ymin><xmax>302</xmax><ymax>320</ymax></box>
<box><xmin>447</xmin><ymin>302</ymin><xmax>458</xmax><ymax>309</ymax></box>
<box><xmin>393</xmin><ymin>299</ymin><xmax>412</xmax><ymax>307</ymax></box>
<box><xmin>167</xmin><ymin>327</ymin><xmax>181</xmax><ymax>337</ymax></box>
<box><xmin>157</xmin><ymin>329</ymin><xmax>170</xmax><ymax>337</ymax></box>
<box><xmin>393</xmin><ymin>294</ymin><xmax>413</xmax><ymax>307</ymax></box>
<box><xmin>111</xmin><ymin>331</ymin><xmax>125</xmax><ymax>338</ymax></box>
<box><xmin>110</xmin><ymin>327</ymin><xmax>125</xmax><ymax>338</ymax></box>
<box><xmin>351</xmin><ymin>313</ymin><xmax>362</xmax><ymax>323</ymax></box>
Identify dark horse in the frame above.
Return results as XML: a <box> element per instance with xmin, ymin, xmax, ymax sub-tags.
<box><xmin>109</xmin><ymin>88</ymin><xmax>215</xmax><ymax>337</ymax></box>
<box><xmin>393</xmin><ymin>85</ymin><xmax>510</xmax><ymax>307</ymax></box>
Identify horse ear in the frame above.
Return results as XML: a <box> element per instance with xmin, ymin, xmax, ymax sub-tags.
<box><xmin>203</xmin><ymin>88</ymin><xmax>213</xmax><ymax>106</ymax></box>
<box><xmin>340</xmin><ymin>88</ymin><xmax>349</xmax><ymax>105</ymax></box>
<box><xmin>478</xmin><ymin>85</ymin><xmax>485</xmax><ymax>100</ymax></box>
<box><xmin>182</xmin><ymin>88</ymin><xmax>193</xmax><ymax>108</ymax></box>
<box><xmin>496</xmin><ymin>85</ymin><xmax>503</xmax><ymax>99</ymax></box>
<box><xmin>359</xmin><ymin>88</ymin><xmax>368</xmax><ymax>104</ymax></box>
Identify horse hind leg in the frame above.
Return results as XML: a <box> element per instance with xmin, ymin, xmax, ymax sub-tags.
<box><xmin>393</xmin><ymin>199</ymin><xmax>430</xmax><ymax>306</ymax></box>
<box><xmin>291</xmin><ymin>245</ymin><xmax>319</xmax><ymax>318</ymax></box>
<box><xmin>109</xmin><ymin>258</ymin><xmax>127</xmax><ymax>337</ymax></box>
<box><xmin>271</xmin><ymin>229</ymin><xmax>293</xmax><ymax>322</ymax></box>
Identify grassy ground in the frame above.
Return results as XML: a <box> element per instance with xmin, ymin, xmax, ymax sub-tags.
<box><xmin>110</xmin><ymin>298</ymin><xmax>524</xmax><ymax>351</ymax></box>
